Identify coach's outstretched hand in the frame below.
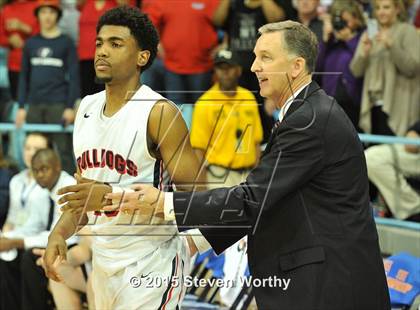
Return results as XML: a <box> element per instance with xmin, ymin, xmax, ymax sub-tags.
<box><xmin>58</xmin><ymin>174</ymin><xmax>112</xmax><ymax>213</ymax></box>
<box><xmin>43</xmin><ymin>233</ymin><xmax>67</xmax><ymax>282</ymax></box>
<box><xmin>103</xmin><ymin>184</ymin><xmax>165</xmax><ymax>218</ymax></box>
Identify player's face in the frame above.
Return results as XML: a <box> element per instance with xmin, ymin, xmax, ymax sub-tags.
<box><xmin>32</xmin><ymin>158</ymin><xmax>59</xmax><ymax>190</ymax></box>
<box><xmin>23</xmin><ymin>135</ymin><xmax>48</xmax><ymax>168</ymax></box>
<box><xmin>251</xmin><ymin>32</ymin><xmax>295</xmax><ymax>105</ymax></box>
<box><xmin>95</xmin><ymin>25</ymin><xmax>140</xmax><ymax>84</ymax></box>
<box><xmin>214</xmin><ymin>63</ymin><xmax>241</xmax><ymax>91</ymax></box>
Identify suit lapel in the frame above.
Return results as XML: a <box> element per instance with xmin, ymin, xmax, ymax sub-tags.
<box><xmin>283</xmin><ymin>81</ymin><xmax>321</xmax><ymax>121</ymax></box>
<box><xmin>262</xmin><ymin>81</ymin><xmax>321</xmax><ymax>155</ymax></box>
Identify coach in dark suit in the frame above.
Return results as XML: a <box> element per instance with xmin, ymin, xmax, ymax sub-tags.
<box><xmin>106</xmin><ymin>21</ymin><xmax>390</xmax><ymax>310</ymax></box>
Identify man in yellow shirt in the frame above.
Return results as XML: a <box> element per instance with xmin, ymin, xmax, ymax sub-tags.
<box><xmin>191</xmin><ymin>49</ymin><xmax>263</xmax><ymax>189</ymax></box>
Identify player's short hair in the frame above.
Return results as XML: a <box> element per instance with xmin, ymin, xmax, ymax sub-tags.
<box><xmin>259</xmin><ymin>20</ymin><xmax>318</xmax><ymax>73</ymax></box>
<box><xmin>96</xmin><ymin>6</ymin><xmax>159</xmax><ymax>72</ymax></box>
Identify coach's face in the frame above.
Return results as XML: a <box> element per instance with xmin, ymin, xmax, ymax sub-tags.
<box><xmin>95</xmin><ymin>25</ymin><xmax>148</xmax><ymax>84</ymax></box>
<box><xmin>251</xmin><ymin>32</ymin><xmax>297</xmax><ymax>107</ymax></box>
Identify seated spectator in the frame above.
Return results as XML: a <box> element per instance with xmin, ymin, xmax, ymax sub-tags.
<box><xmin>350</xmin><ymin>0</ymin><xmax>420</xmax><ymax>136</ymax></box>
<box><xmin>317</xmin><ymin>0</ymin><xmax>365</xmax><ymax>128</ymax></box>
<box><xmin>2</xmin><ymin>132</ymin><xmax>50</xmax><ymax>233</ymax></box>
<box><xmin>0</xmin><ymin>147</ymin><xmax>77</xmax><ymax>310</ymax></box>
<box><xmin>190</xmin><ymin>50</ymin><xmax>263</xmax><ymax>189</ymax></box>
<box><xmin>295</xmin><ymin>0</ymin><xmax>324</xmax><ymax>42</ymax></box>
<box><xmin>0</xmin><ymin>144</ymin><xmax>14</xmax><ymax>228</ymax></box>
<box><xmin>365</xmin><ymin>120</ymin><xmax>420</xmax><ymax>221</ymax></box>
<box><xmin>0</xmin><ymin>132</ymin><xmax>50</xmax><ymax>310</ymax></box>
<box><xmin>15</xmin><ymin>0</ymin><xmax>80</xmax><ymax>174</ymax></box>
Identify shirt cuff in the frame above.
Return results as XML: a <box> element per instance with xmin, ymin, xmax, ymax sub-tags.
<box><xmin>187</xmin><ymin>228</ymin><xmax>212</xmax><ymax>254</ymax></box>
<box><xmin>163</xmin><ymin>193</ymin><xmax>212</xmax><ymax>253</ymax></box>
<box><xmin>2</xmin><ymin>230</ymin><xmax>23</xmax><ymax>239</ymax></box>
<box><xmin>164</xmin><ymin>192</ymin><xmax>175</xmax><ymax>221</ymax></box>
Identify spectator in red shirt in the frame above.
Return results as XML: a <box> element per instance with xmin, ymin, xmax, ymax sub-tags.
<box><xmin>77</xmin><ymin>0</ymin><xmax>115</xmax><ymax>98</ymax></box>
<box><xmin>77</xmin><ymin>0</ymin><xmax>134</xmax><ymax>98</ymax></box>
<box><xmin>0</xmin><ymin>0</ymin><xmax>39</xmax><ymax>100</ymax></box>
<box><xmin>144</xmin><ymin>0</ymin><xmax>219</xmax><ymax>125</ymax></box>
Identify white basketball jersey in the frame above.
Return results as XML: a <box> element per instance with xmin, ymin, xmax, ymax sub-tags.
<box><xmin>73</xmin><ymin>85</ymin><xmax>179</xmax><ymax>275</ymax></box>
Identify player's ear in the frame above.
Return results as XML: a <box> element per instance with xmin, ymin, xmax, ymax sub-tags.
<box><xmin>138</xmin><ymin>50</ymin><xmax>150</xmax><ymax>68</ymax></box>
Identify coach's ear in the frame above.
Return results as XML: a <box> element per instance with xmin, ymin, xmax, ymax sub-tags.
<box><xmin>138</xmin><ymin>50</ymin><xmax>150</xmax><ymax>68</ymax></box>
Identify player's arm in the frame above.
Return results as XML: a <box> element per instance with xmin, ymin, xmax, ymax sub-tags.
<box><xmin>44</xmin><ymin>211</ymin><xmax>88</xmax><ymax>282</ymax></box>
<box><xmin>148</xmin><ymin>101</ymin><xmax>209</xmax><ymax>255</ymax></box>
<box><xmin>148</xmin><ymin>100</ymin><xmax>206</xmax><ymax>191</ymax></box>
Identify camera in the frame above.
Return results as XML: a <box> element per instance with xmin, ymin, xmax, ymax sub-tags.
<box><xmin>332</xmin><ymin>11</ymin><xmax>347</xmax><ymax>31</ymax></box>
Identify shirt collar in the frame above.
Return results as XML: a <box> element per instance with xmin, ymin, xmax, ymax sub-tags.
<box><xmin>278</xmin><ymin>81</ymin><xmax>311</xmax><ymax>123</ymax></box>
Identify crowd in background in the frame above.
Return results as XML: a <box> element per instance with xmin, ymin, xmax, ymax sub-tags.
<box><xmin>0</xmin><ymin>0</ymin><xmax>419</xmax><ymax>309</ymax></box>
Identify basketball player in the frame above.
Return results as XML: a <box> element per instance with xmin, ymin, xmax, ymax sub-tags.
<box><xmin>43</xmin><ymin>6</ymin><xmax>205</xmax><ymax>309</ymax></box>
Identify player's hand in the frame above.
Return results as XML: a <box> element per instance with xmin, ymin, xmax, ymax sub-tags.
<box><xmin>58</xmin><ymin>178</ymin><xmax>111</xmax><ymax>213</ymax></box>
<box><xmin>102</xmin><ymin>184</ymin><xmax>165</xmax><ymax>217</ymax></box>
<box><xmin>58</xmin><ymin>174</ymin><xmax>112</xmax><ymax>213</ymax></box>
<box><xmin>44</xmin><ymin>234</ymin><xmax>66</xmax><ymax>282</ymax></box>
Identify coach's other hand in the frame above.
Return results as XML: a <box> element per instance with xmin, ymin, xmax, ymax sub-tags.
<box><xmin>58</xmin><ymin>174</ymin><xmax>112</xmax><ymax>213</ymax></box>
<box><xmin>43</xmin><ymin>233</ymin><xmax>66</xmax><ymax>282</ymax></box>
<box><xmin>103</xmin><ymin>184</ymin><xmax>165</xmax><ymax>218</ymax></box>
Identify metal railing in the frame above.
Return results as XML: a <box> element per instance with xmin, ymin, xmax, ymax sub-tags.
<box><xmin>1</xmin><ymin>123</ymin><xmax>419</xmax><ymax>145</ymax></box>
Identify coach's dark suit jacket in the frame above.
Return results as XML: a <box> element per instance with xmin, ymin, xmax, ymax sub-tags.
<box><xmin>174</xmin><ymin>81</ymin><xmax>390</xmax><ymax>310</ymax></box>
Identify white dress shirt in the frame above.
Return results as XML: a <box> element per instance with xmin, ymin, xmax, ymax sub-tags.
<box><xmin>4</xmin><ymin>171</ymin><xmax>78</xmax><ymax>249</ymax></box>
<box><xmin>5</xmin><ymin>169</ymin><xmax>50</xmax><ymax>229</ymax></box>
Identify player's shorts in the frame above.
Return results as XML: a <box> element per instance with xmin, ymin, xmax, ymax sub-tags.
<box><xmin>92</xmin><ymin>236</ymin><xmax>190</xmax><ymax>310</ymax></box>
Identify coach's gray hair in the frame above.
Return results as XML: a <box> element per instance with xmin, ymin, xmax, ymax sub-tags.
<box><xmin>258</xmin><ymin>20</ymin><xmax>318</xmax><ymax>73</ymax></box>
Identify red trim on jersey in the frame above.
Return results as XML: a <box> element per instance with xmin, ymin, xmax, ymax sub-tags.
<box><xmin>161</xmin><ymin>254</ymin><xmax>179</xmax><ymax>310</ymax></box>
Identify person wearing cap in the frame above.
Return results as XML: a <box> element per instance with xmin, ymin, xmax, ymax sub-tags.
<box><xmin>14</xmin><ymin>0</ymin><xmax>80</xmax><ymax>174</ymax></box>
<box><xmin>190</xmin><ymin>49</ymin><xmax>263</xmax><ymax>189</ymax></box>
